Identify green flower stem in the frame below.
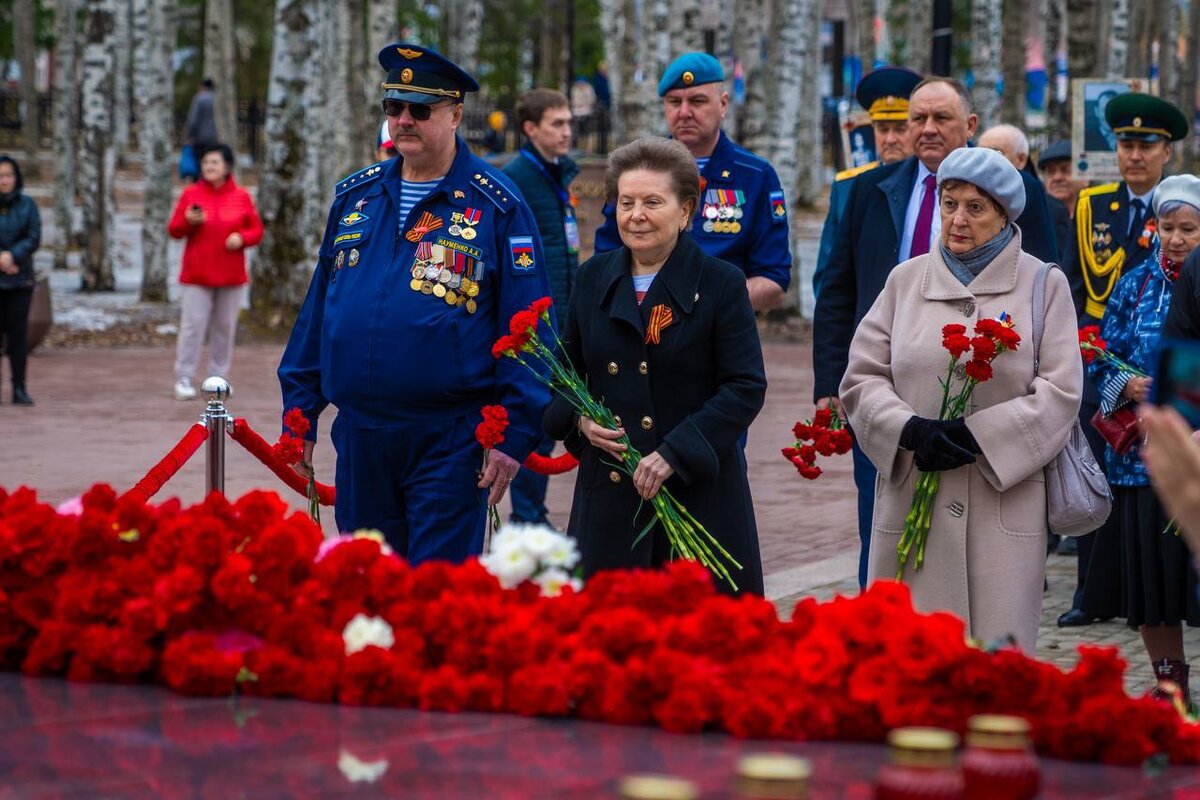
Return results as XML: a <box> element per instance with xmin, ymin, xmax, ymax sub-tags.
<box><xmin>1081</xmin><ymin>344</ymin><xmax>1149</xmax><ymax>378</ymax></box>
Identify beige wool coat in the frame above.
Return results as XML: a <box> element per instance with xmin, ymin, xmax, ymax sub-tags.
<box><xmin>839</xmin><ymin>229</ymin><xmax>1082</xmax><ymax>652</ymax></box>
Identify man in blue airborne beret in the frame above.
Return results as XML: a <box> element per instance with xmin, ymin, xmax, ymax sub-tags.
<box><xmin>813</xmin><ymin>66</ymin><xmax>921</xmax><ymax>298</ymax></box>
<box><xmin>593</xmin><ymin>52</ymin><xmax>793</xmax><ymax>311</ymax></box>
<box><xmin>278</xmin><ymin>43</ymin><xmax>553</xmax><ymax>564</ymax></box>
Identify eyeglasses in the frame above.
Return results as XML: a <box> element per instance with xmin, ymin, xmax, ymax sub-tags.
<box><xmin>382</xmin><ymin>100</ymin><xmax>447</xmax><ymax>120</ymax></box>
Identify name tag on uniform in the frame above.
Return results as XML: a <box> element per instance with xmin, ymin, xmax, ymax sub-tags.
<box><xmin>564</xmin><ymin>207</ymin><xmax>580</xmax><ymax>254</ymax></box>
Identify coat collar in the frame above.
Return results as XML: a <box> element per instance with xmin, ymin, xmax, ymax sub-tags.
<box><xmin>598</xmin><ymin>234</ymin><xmax>705</xmax><ymax>335</ymax></box>
<box><xmin>700</xmin><ymin>132</ymin><xmax>737</xmax><ymax>182</ymax></box>
<box><xmin>878</xmin><ymin>156</ymin><xmax>920</xmax><ymax>243</ymax></box>
<box><xmin>920</xmin><ymin>225</ymin><xmax>1026</xmax><ymax>301</ymax></box>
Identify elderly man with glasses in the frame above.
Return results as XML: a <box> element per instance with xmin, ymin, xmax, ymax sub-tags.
<box><xmin>279</xmin><ymin>43</ymin><xmax>553</xmax><ymax>565</ymax></box>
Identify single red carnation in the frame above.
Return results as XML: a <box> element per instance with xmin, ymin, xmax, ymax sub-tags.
<box><xmin>964</xmin><ymin>359</ymin><xmax>993</xmax><ymax>382</ymax></box>
<box><xmin>995</xmin><ymin>326</ymin><xmax>1021</xmax><ymax>348</ymax></box>
<box><xmin>942</xmin><ymin>323</ymin><xmax>967</xmax><ymax>337</ymax></box>
<box><xmin>813</xmin><ymin>433</ymin><xmax>837</xmax><ymax>457</ymax></box>
<box><xmin>509</xmin><ymin>309</ymin><xmax>539</xmax><ymax>338</ymax></box>
<box><xmin>813</xmin><ymin>407</ymin><xmax>833</xmax><ymax>428</ymax></box>
<box><xmin>530</xmin><ymin>296</ymin><xmax>553</xmax><ymax>319</ymax></box>
<box><xmin>975</xmin><ymin>318</ymin><xmax>1003</xmax><ymax>337</ymax></box>
<box><xmin>792</xmin><ymin>421</ymin><xmax>813</xmax><ymax>440</ymax></box>
<box><xmin>942</xmin><ymin>334</ymin><xmax>972</xmax><ymax>358</ymax></box>
<box><xmin>970</xmin><ymin>335</ymin><xmax>997</xmax><ymax>361</ymax></box>
<box><xmin>797</xmin><ymin>462</ymin><xmax>822</xmax><ymax>480</ymax></box>
<box><xmin>283</xmin><ymin>408</ymin><xmax>310</xmax><ymax>438</ymax></box>
<box><xmin>491</xmin><ymin>335</ymin><xmax>516</xmax><ymax>359</ymax></box>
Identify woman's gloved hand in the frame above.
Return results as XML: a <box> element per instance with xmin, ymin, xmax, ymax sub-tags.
<box><xmin>900</xmin><ymin>416</ymin><xmax>980</xmax><ymax>472</ymax></box>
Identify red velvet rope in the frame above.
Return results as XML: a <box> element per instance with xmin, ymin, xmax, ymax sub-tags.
<box><xmin>120</xmin><ymin>424</ymin><xmax>210</xmax><ymax>505</ymax></box>
<box><xmin>523</xmin><ymin>451</ymin><xmax>579</xmax><ymax>475</ymax></box>
<box><xmin>229</xmin><ymin>418</ymin><xmax>337</xmax><ymax>506</ymax></box>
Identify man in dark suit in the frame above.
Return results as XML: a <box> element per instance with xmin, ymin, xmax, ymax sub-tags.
<box><xmin>1057</xmin><ymin>92</ymin><xmax>1190</xmax><ymax>627</ymax></box>
<box><xmin>812</xmin><ymin>76</ymin><xmax>1059</xmax><ymax>589</ymax></box>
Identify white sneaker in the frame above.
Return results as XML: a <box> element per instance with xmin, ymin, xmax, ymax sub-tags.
<box><xmin>174</xmin><ymin>378</ymin><xmax>197</xmax><ymax>400</ymax></box>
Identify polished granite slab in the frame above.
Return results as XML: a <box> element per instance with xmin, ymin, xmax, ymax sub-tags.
<box><xmin>0</xmin><ymin>673</ymin><xmax>1198</xmax><ymax>798</ymax></box>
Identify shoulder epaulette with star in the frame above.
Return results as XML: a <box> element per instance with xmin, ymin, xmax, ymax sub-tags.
<box><xmin>835</xmin><ymin>161</ymin><xmax>880</xmax><ymax>182</ymax></box>
<box><xmin>470</xmin><ymin>171</ymin><xmax>515</xmax><ymax>213</ymax></box>
<box><xmin>334</xmin><ymin>163</ymin><xmax>387</xmax><ymax>197</ymax></box>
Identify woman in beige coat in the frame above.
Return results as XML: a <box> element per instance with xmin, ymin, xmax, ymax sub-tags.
<box><xmin>840</xmin><ymin>147</ymin><xmax>1082</xmax><ymax>652</ymax></box>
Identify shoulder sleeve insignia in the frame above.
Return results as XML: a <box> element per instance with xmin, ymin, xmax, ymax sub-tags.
<box><xmin>509</xmin><ymin>235</ymin><xmax>536</xmax><ymax>271</ymax></box>
<box><xmin>769</xmin><ymin>190</ymin><xmax>787</xmax><ymax>221</ymax></box>
<box><xmin>335</xmin><ymin>163</ymin><xmax>386</xmax><ymax>197</ymax></box>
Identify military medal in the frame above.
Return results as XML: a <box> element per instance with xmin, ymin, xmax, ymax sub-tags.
<box><xmin>334</xmin><ymin>250</ymin><xmax>345</xmax><ymax>269</ymax></box>
<box><xmin>466</xmin><ymin>299</ymin><xmax>478</xmax><ymax>313</ymax></box>
<box><xmin>702</xmin><ymin>220</ymin><xmax>714</xmax><ymax>233</ymax></box>
<box><xmin>461</xmin><ymin>226</ymin><xmax>477</xmax><ymax>241</ymax></box>
<box><xmin>444</xmin><ymin>290</ymin><xmax>458</xmax><ymax>305</ymax></box>
<box><xmin>412</xmin><ymin>265</ymin><xmax>424</xmax><ymax>279</ymax></box>
<box><xmin>410</xmin><ymin>277</ymin><xmax>423</xmax><ymax>291</ymax></box>
<box><xmin>348</xmin><ymin>248</ymin><xmax>360</xmax><ymax>267</ymax></box>
<box><xmin>449</xmin><ymin>273</ymin><xmax>462</xmax><ymax>289</ymax></box>
<box><xmin>704</xmin><ymin>205</ymin><xmax>718</xmax><ymax>220</ymax></box>
<box><xmin>460</xmin><ymin>207</ymin><xmax>481</xmax><ymax>240</ymax></box>
<box><xmin>448</xmin><ymin>224</ymin><xmax>463</xmax><ymax>236</ymax></box>
<box><xmin>424</xmin><ymin>264</ymin><xmax>440</xmax><ymax>280</ymax></box>
<box><xmin>421</xmin><ymin>280</ymin><xmax>434</xmax><ymax>294</ymax></box>
<box><xmin>433</xmin><ymin>283</ymin><xmax>447</xmax><ymax>298</ymax></box>
<box><xmin>438</xmin><ymin>269</ymin><xmax>452</xmax><ymax>284</ymax></box>
<box><xmin>731</xmin><ymin>221</ymin><xmax>742</xmax><ymax>233</ymax></box>
<box><xmin>466</xmin><ymin>281</ymin><xmax>480</xmax><ymax>297</ymax></box>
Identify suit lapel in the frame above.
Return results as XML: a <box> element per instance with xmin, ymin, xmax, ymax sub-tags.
<box><xmin>879</xmin><ymin>157</ymin><xmax>919</xmax><ymax>247</ymax></box>
<box><xmin>598</xmin><ymin>249</ymin><xmax>646</xmax><ymax>337</ymax></box>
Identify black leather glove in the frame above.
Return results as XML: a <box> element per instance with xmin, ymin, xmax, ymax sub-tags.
<box><xmin>899</xmin><ymin>416</ymin><xmax>978</xmax><ymax>472</ymax></box>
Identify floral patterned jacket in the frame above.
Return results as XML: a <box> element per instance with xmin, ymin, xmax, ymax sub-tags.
<box><xmin>1090</xmin><ymin>247</ymin><xmax>1174</xmax><ymax>486</ymax></box>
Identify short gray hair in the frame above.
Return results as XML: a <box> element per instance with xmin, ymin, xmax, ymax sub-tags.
<box><xmin>981</xmin><ymin>123</ymin><xmax>1029</xmax><ymax>156</ymax></box>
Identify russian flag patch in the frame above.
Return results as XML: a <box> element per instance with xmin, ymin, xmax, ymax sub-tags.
<box><xmin>510</xmin><ymin>235</ymin><xmax>536</xmax><ymax>271</ymax></box>
<box><xmin>770</xmin><ymin>190</ymin><xmax>787</xmax><ymax>220</ymax></box>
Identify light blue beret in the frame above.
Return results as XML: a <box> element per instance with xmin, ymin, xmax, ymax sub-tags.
<box><xmin>657</xmin><ymin>52</ymin><xmax>724</xmax><ymax>97</ymax></box>
<box><xmin>936</xmin><ymin>146</ymin><xmax>1026</xmax><ymax>220</ymax></box>
<box><xmin>1153</xmin><ymin>174</ymin><xmax>1200</xmax><ymax>216</ymax></box>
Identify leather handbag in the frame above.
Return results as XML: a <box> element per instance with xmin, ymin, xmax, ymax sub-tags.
<box><xmin>1089</xmin><ymin>406</ymin><xmax>1141</xmax><ymax>455</ymax></box>
<box><xmin>1033</xmin><ymin>262</ymin><xmax>1113</xmax><ymax>537</ymax></box>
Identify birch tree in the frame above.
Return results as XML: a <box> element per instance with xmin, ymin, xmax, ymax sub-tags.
<box><xmin>112</xmin><ymin>0</ymin><xmax>131</xmax><ymax>158</ymax></box>
<box><xmin>15</xmin><ymin>0</ymin><xmax>40</xmax><ymax>173</ymax></box>
<box><xmin>970</xmin><ymin>0</ymin><xmax>1002</xmax><ymax>131</ymax></box>
<box><xmin>252</xmin><ymin>0</ymin><xmax>329</xmax><ymax>326</ymax></box>
<box><xmin>732</xmin><ymin>0</ymin><xmax>769</xmax><ymax>151</ymax></box>
<box><xmin>1044</xmin><ymin>0</ymin><xmax>1068</xmax><ymax>139</ymax></box>
<box><xmin>902</xmin><ymin>0</ymin><xmax>932</xmax><ymax>75</ymax></box>
<box><xmin>443</xmin><ymin>0</ymin><xmax>483</xmax><ymax>77</ymax></box>
<box><xmin>1105</xmin><ymin>0</ymin><xmax>1129</xmax><ymax>78</ymax></box>
<box><xmin>668</xmin><ymin>0</ymin><xmax>707</xmax><ymax>54</ymax></box>
<box><xmin>328</xmin><ymin>0</ymin><xmax>354</xmax><ymax>182</ymax></box>
<box><xmin>204</xmin><ymin>0</ymin><xmax>239</xmax><ymax>152</ymax></box>
<box><xmin>133</xmin><ymin>0</ymin><xmax>177</xmax><ymax>303</ymax></box>
<box><xmin>79</xmin><ymin>0</ymin><xmax>119</xmax><ymax>292</ymax></box>
<box><xmin>999</xmin><ymin>0</ymin><xmax>1026</xmax><ymax>126</ymax></box>
<box><xmin>598</xmin><ymin>0</ymin><xmax>659</xmax><ymax>143</ymax></box>
<box><xmin>1184</xmin><ymin>0</ymin><xmax>1200</xmax><ymax>164</ymax></box>
<box><xmin>1066</xmin><ymin>0</ymin><xmax>1099</xmax><ymax>82</ymax></box>
<box><xmin>355</xmin><ymin>0</ymin><xmax>394</xmax><ymax>170</ymax></box>
<box><xmin>53</xmin><ymin>0</ymin><xmax>81</xmax><ymax>270</ymax></box>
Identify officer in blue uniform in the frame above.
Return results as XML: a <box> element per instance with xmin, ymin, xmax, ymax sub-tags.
<box><xmin>593</xmin><ymin>52</ymin><xmax>792</xmax><ymax>311</ymax></box>
<box><xmin>813</xmin><ymin>66</ymin><xmax>921</xmax><ymax>298</ymax></box>
<box><xmin>279</xmin><ymin>43</ymin><xmax>553</xmax><ymax>564</ymax></box>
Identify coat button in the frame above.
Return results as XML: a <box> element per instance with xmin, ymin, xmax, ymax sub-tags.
<box><xmin>638</xmin><ymin>361</ymin><xmax>648</xmax><ymax>375</ymax></box>
<box><xmin>954</xmin><ymin>364</ymin><xmax>966</xmax><ymax>380</ymax></box>
<box><xmin>607</xmin><ymin>362</ymin><xmax>619</xmax><ymax>375</ymax></box>
<box><xmin>948</xmin><ymin>501</ymin><xmax>965</xmax><ymax>518</ymax></box>
<box><xmin>962</xmin><ymin>300</ymin><xmax>976</xmax><ymax>317</ymax></box>
<box><xmin>609</xmin><ymin>471</ymin><xmax>621</xmax><ymax>483</ymax></box>
<box><xmin>641</xmin><ymin>416</ymin><xmax>653</xmax><ymax>430</ymax></box>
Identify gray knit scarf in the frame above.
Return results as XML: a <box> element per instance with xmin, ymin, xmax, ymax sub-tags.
<box><xmin>939</xmin><ymin>222</ymin><xmax>1015</xmax><ymax>286</ymax></box>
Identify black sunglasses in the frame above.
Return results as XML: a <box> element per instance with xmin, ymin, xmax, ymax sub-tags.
<box><xmin>382</xmin><ymin>99</ymin><xmax>447</xmax><ymax>120</ymax></box>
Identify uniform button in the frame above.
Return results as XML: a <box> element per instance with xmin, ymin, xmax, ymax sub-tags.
<box><xmin>638</xmin><ymin>361</ymin><xmax>648</xmax><ymax>375</ymax></box>
<box><xmin>962</xmin><ymin>300</ymin><xmax>976</xmax><ymax>317</ymax></box>
<box><xmin>609</xmin><ymin>471</ymin><xmax>621</xmax><ymax>483</ymax></box>
<box><xmin>948</xmin><ymin>501</ymin><xmax>965</xmax><ymax>518</ymax></box>
<box><xmin>613</xmin><ymin>415</ymin><xmax>622</xmax><ymax>426</ymax></box>
<box><xmin>641</xmin><ymin>416</ymin><xmax>653</xmax><ymax>430</ymax></box>
<box><xmin>607</xmin><ymin>361</ymin><xmax>619</xmax><ymax>375</ymax></box>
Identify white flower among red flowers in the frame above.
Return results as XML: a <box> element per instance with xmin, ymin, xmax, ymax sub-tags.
<box><xmin>480</xmin><ymin>522</ymin><xmax>582</xmax><ymax>595</ymax></box>
<box><xmin>342</xmin><ymin>613</ymin><xmax>395</xmax><ymax>655</ymax></box>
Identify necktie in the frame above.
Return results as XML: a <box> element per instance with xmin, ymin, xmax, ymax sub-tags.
<box><xmin>910</xmin><ymin>174</ymin><xmax>937</xmax><ymax>258</ymax></box>
<box><xmin>1128</xmin><ymin>197</ymin><xmax>1146</xmax><ymax>243</ymax></box>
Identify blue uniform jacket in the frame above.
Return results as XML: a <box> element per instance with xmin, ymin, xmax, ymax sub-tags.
<box><xmin>593</xmin><ymin>131</ymin><xmax>792</xmax><ymax>291</ymax></box>
<box><xmin>278</xmin><ymin>138</ymin><xmax>553</xmax><ymax>463</ymax></box>
<box><xmin>812</xmin><ymin>154</ymin><xmax>1060</xmax><ymax>401</ymax></box>
<box><xmin>1090</xmin><ymin>248</ymin><xmax>1174</xmax><ymax>486</ymax></box>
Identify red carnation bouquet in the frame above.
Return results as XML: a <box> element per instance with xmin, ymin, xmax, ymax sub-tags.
<box><xmin>493</xmin><ymin>297</ymin><xmax>742</xmax><ymax>590</ymax></box>
<box><xmin>274</xmin><ymin>408</ymin><xmax>319</xmax><ymax>523</ymax></box>
<box><xmin>475</xmin><ymin>404</ymin><xmax>509</xmax><ymax>534</ymax></box>
<box><xmin>898</xmin><ymin>316</ymin><xmax>1021</xmax><ymax>578</ymax></box>
<box><xmin>782</xmin><ymin>406</ymin><xmax>853</xmax><ymax>479</ymax></box>
<box><xmin>1078</xmin><ymin>325</ymin><xmax>1148</xmax><ymax>377</ymax></box>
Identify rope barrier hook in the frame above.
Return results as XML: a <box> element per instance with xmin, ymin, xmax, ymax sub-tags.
<box><xmin>201</xmin><ymin>377</ymin><xmax>233</xmax><ymax>497</ymax></box>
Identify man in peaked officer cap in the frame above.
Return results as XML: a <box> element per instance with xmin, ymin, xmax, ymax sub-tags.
<box><xmin>593</xmin><ymin>52</ymin><xmax>793</xmax><ymax>312</ymax></box>
<box><xmin>279</xmin><ymin>43</ymin><xmax>553</xmax><ymax>565</ymax></box>
<box><xmin>814</xmin><ymin>66</ymin><xmax>922</xmax><ymax>298</ymax></box>
<box><xmin>1058</xmin><ymin>91</ymin><xmax>1189</xmax><ymax>629</ymax></box>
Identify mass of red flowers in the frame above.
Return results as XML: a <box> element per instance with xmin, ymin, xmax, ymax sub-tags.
<box><xmin>475</xmin><ymin>405</ymin><xmax>509</xmax><ymax>450</ymax></box>
<box><xmin>782</xmin><ymin>407</ymin><xmax>853</xmax><ymax>480</ymax></box>
<box><xmin>271</xmin><ymin>408</ymin><xmax>310</xmax><ymax>466</ymax></box>
<box><xmin>0</xmin><ymin>483</ymin><xmax>1196</xmax><ymax>767</ymax></box>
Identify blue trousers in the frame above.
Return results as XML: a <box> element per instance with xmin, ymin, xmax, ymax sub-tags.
<box><xmin>853</xmin><ymin>440</ymin><xmax>876</xmax><ymax>589</ymax></box>
<box><xmin>509</xmin><ymin>435</ymin><xmax>554</xmax><ymax>524</ymax></box>
<box><xmin>330</xmin><ymin>414</ymin><xmax>486</xmax><ymax>565</ymax></box>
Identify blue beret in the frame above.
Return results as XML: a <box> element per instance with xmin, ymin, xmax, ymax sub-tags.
<box><xmin>937</xmin><ymin>147</ymin><xmax>1026</xmax><ymax>220</ymax></box>
<box><xmin>855</xmin><ymin>67</ymin><xmax>922</xmax><ymax>120</ymax></box>
<box><xmin>378</xmin><ymin>42</ymin><xmax>479</xmax><ymax>105</ymax></box>
<box><xmin>658</xmin><ymin>52</ymin><xmax>724</xmax><ymax>97</ymax></box>
<box><xmin>1104</xmin><ymin>92</ymin><xmax>1189</xmax><ymax>142</ymax></box>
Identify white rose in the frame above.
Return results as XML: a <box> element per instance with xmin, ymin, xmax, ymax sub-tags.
<box><xmin>543</xmin><ymin>534</ymin><xmax>581</xmax><ymax>570</ymax></box>
<box><xmin>342</xmin><ymin>613</ymin><xmax>395</xmax><ymax>656</ymax></box>
<box><xmin>337</xmin><ymin>749</ymin><xmax>389</xmax><ymax>783</ymax></box>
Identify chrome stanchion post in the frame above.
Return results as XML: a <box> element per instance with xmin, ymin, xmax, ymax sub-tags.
<box><xmin>201</xmin><ymin>377</ymin><xmax>233</xmax><ymax>497</ymax></box>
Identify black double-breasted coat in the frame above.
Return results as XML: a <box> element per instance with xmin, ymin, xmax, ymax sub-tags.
<box><xmin>544</xmin><ymin>234</ymin><xmax>767</xmax><ymax>594</ymax></box>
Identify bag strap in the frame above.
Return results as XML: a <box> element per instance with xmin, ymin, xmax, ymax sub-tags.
<box><xmin>1032</xmin><ymin>261</ymin><xmax>1060</xmax><ymax>377</ymax></box>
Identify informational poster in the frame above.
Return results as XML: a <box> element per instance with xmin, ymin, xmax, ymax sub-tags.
<box><xmin>838</xmin><ymin>102</ymin><xmax>876</xmax><ymax>171</ymax></box>
<box><xmin>1071</xmin><ymin>78</ymin><xmax>1154</xmax><ymax>182</ymax></box>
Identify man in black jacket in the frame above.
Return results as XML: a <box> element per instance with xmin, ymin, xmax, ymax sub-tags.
<box><xmin>502</xmin><ymin>88</ymin><xmax>580</xmax><ymax>526</ymax></box>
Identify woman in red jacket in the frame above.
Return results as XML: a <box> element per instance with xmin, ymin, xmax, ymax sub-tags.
<box><xmin>167</xmin><ymin>143</ymin><xmax>263</xmax><ymax>400</ymax></box>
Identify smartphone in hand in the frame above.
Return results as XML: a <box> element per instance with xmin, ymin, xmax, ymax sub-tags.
<box><xmin>1154</xmin><ymin>337</ymin><xmax>1200</xmax><ymax>428</ymax></box>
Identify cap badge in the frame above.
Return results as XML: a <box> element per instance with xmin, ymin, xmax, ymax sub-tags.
<box><xmin>400</xmin><ymin>68</ymin><xmax>413</xmax><ymax>83</ymax></box>
<box><xmin>682</xmin><ymin>70</ymin><xmax>695</xmax><ymax>85</ymax></box>
<box><xmin>1133</xmin><ymin>116</ymin><xmax>1143</xmax><ymax>128</ymax></box>
<box><xmin>397</xmin><ymin>47</ymin><xmax>423</xmax><ymax>59</ymax></box>
<box><xmin>886</xmin><ymin>95</ymin><xmax>895</xmax><ymax>105</ymax></box>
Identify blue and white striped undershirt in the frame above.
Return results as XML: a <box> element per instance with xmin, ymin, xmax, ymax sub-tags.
<box><xmin>695</xmin><ymin>156</ymin><xmax>709</xmax><ymax>173</ymax></box>
<box><xmin>398</xmin><ymin>178</ymin><xmax>442</xmax><ymax>226</ymax></box>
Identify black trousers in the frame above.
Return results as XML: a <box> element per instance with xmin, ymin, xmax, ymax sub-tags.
<box><xmin>0</xmin><ymin>288</ymin><xmax>32</xmax><ymax>390</ymax></box>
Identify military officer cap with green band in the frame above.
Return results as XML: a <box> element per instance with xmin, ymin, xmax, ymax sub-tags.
<box><xmin>1104</xmin><ymin>92</ymin><xmax>1189</xmax><ymax>143</ymax></box>
<box><xmin>378</xmin><ymin>42</ymin><xmax>480</xmax><ymax>105</ymax></box>
<box><xmin>657</xmin><ymin>52</ymin><xmax>724</xmax><ymax>97</ymax></box>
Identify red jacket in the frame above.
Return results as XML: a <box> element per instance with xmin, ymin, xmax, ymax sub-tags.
<box><xmin>167</xmin><ymin>177</ymin><xmax>264</xmax><ymax>287</ymax></box>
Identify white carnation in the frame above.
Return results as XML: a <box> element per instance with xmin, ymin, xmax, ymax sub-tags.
<box><xmin>533</xmin><ymin>566</ymin><xmax>575</xmax><ymax>597</ymax></box>
<box><xmin>342</xmin><ymin>613</ymin><xmax>395</xmax><ymax>656</ymax></box>
<box><xmin>543</xmin><ymin>533</ymin><xmax>581</xmax><ymax>570</ymax></box>
<box><xmin>337</xmin><ymin>749</ymin><xmax>388</xmax><ymax>783</ymax></box>
<box><xmin>480</xmin><ymin>538</ymin><xmax>537</xmax><ymax>588</ymax></box>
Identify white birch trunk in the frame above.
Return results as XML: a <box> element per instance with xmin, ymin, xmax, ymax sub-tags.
<box><xmin>204</xmin><ymin>0</ymin><xmax>239</xmax><ymax>152</ymax></box>
<box><xmin>600</xmin><ymin>0</ymin><xmax>660</xmax><ymax>143</ymax></box>
<box><xmin>598</xmin><ymin>0</ymin><xmax>628</xmax><ymax>142</ymax></box>
<box><xmin>903</xmin><ymin>0</ymin><xmax>932</xmax><ymax>74</ymax></box>
<box><xmin>970</xmin><ymin>0</ymin><xmax>1002</xmax><ymax>131</ymax></box>
<box><xmin>362</xmin><ymin>0</ymin><xmax>394</xmax><ymax>165</ymax></box>
<box><xmin>328</xmin><ymin>0</ymin><xmax>354</xmax><ymax>181</ymax></box>
<box><xmin>732</xmin><ymin>0</ymin><xmax>770</xmax><ymax>152</ymax></box>
<box><xmin>133</xmin><ymin>0</ymin><xmax>176</xmax><ymax>302</ymax></box>
<box><xmin>1105</xmin><ymin>0</ymin><xmax>1129</xmax><ymax>78</ymax></box>
<box><xmin>1000</xmin><ymin>0</ymin><xmax>1026</xmax><ymax>126</ymax></box>
<box><xmin>1066</xmin><ymin>0</ymin><xmax>1099</xmax><ymax>82</ymax></box>
<box><xmin>669</xmin><ymin>0</ymin><xmax>706</xmax><ymax>54</ymax></box>
<box><xmin>252</xmin><ymin>0</ymin><xmax>328</xmax><ymax>325</ymax></box>
<box><xmin>112</xmin><ymin>0</ymin><xmax>131</xmax><ymax>160</ymax></box>
<box><xmin>15</xmin><ymin>0</ymin><xmax>40</xmax><ymax>171</ymax></box>
<box><xmin>1044</xmin><ymin>0</ymin><xmax>1068</xmax><ymax>138</ymax></box>
<box><xmin>445</xmin><ymin>0</ymin><xmax>483</xmax><ymax>77</ymax></box>
<box><xmin>53</xmin><ymin>0</ymin><xmax>81</xmax><ymax>269</ymax></box>
<box><xmin>79</xmin><ymin>0</ymin><xmax>118</xmax><ymax>292</ymax></box>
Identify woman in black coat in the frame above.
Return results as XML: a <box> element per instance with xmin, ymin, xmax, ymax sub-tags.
<box><xmin>0</xmin><ymin>155</ymin><xmax>41</xmax><ymax>405</ymax></box>
<box><xmin>544</xmin><ymin>137</ymin><xmax>768</xmax><ymax>594</ymax></box>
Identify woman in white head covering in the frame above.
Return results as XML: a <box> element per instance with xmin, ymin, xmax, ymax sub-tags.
<box><xmin>840</xmin><ymin>146</ymin><xmax>1083</xmax><ymax>651</ymax></box>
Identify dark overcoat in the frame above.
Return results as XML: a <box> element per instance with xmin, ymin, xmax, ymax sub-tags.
<box><xmin>544</xmin><ymin>233</ymin><xmax>767</xmax><ymax>594</ymax></box>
